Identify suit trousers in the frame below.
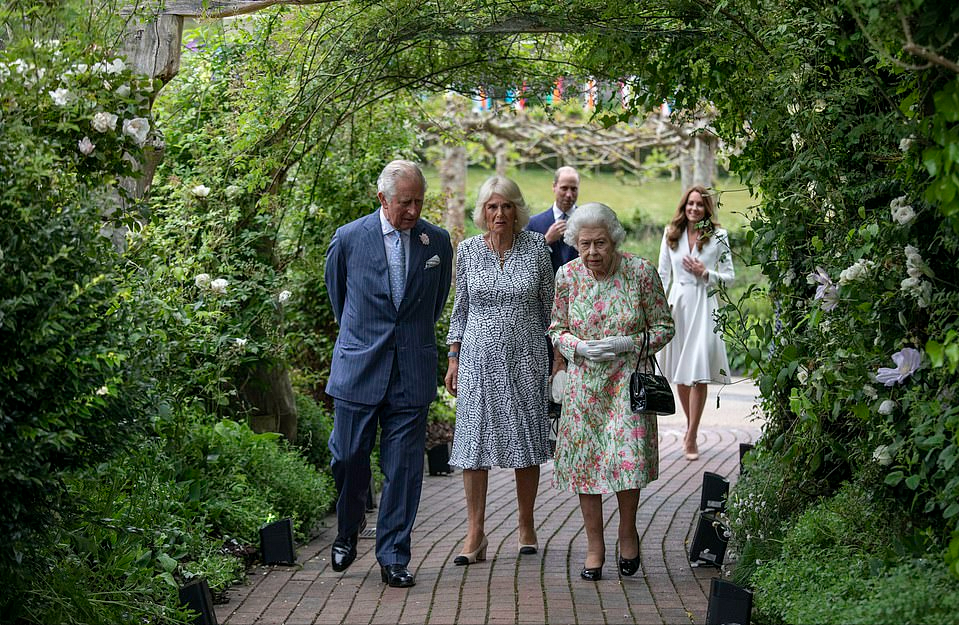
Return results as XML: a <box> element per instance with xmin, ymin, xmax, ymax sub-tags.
<box><xmin>329</xmin><ymin>359</ymin><xmax>429</xmax><ymax>567</ymax></box>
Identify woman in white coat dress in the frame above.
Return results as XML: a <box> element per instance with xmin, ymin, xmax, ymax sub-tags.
<box><xmin>656</xmin><ymin>186</ymin><xmax>734</xmax><ymax>460</ymax></box>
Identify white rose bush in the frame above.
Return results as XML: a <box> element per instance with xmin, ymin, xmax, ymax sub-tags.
<box><xmin>0</xmin><ymin>28</ymin><xmax>177</xmax><ymax>624</ymax></box>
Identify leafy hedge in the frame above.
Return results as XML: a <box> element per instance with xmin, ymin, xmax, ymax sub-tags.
<box><xmin>0</xmin><ymin>29</ymin><xmax>156</xmax><ymax>576</ymax></box>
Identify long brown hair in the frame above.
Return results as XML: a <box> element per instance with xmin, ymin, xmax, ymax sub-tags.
<box><xmin>665</xmin><ymin>185</ymin><xmax>720</xmax><ymax>251</ymax></box>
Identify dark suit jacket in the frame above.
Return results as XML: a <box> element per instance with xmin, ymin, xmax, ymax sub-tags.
<box><xmin>324</xmin><ymin>211</ymin><xmax>453</xmax><ymax>407</ymax></box>
<box><xmin>527</xmin><ymin>207</ymin><xmax>579</xmax><ymax>273</ymax></box>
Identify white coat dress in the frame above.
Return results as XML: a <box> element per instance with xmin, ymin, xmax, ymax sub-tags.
<box><xmin>655</xmin><ymin>227</ymin><xmax>734</xmax><ymax>385</ymax></box>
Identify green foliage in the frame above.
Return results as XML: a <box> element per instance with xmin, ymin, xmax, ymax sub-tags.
<box><xmin>752</xmin><ymin>553</ymin><xmax>959</xmax><ymax>625</ymax></box>
<box><xmin>748</xmin><ymin>484</ymin><xmax>956</xmax><ymax>624</ymax></box>
<box><xmin>725</xmin><ymin>447</ymin><xmax>811</xmax><ymax>586</ymax></box>
<box><xmin>732</xmin><ymin>469</ymin><xmax>959</xmax><ymax>624</ymax></box>
<box><xmin>8</xmin><ymin>439</ymin><xmax>239</xmax><ymax>625</ymax></box>
<box><xmin>429</xmin><ymin>386</ymin><xmax>458</xmax><ymax>426</ymax></box>
<box><xmin>294</xmin><ymin>392</ymin><xmax>336</xmax><ymax>472</ymax></box>
<box><xmin>175</xmin><ymin>417</ymin><xmax>336</xmax><ymax>542</ymax></box>
<box><xmin>8</xmin><ymin>406</ymin><xmax>334</xmax><ymax>623</ymax></box>
<box><xmin>0</xmin><ymin>18</ymin><xmax>156</xmax><ymax>580</ymax></box>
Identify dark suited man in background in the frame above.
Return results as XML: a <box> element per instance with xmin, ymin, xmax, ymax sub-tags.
<box><xmin>527</xmin><ymin>166</ymin><xmax>580</xmax><ymax>380</ymax></box>
<box><xmin>324</xmin><ymin>160</ymin><xmax>453</xmax><ymax>588</ymax></box>
<box><xmin>526</xmin><ymin>165</ymin><xmax>580</xmax><ymax>273</ymax></box>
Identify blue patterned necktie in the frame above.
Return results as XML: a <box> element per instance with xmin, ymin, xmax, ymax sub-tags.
<box><xmin>388</xmin><ymin>230</ymin><xmax>406</xmax><ymax>309</ymax></box>
<box><xmin>559</xmin><ymin>211</ymin><xmax>568</xmax><ymax>220</ymax></box>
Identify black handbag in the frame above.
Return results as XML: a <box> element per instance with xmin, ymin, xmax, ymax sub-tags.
<box><xmin>629</xmin><ymin>332</ymin><xmax>675</xmax><ymax>415</ymax></box>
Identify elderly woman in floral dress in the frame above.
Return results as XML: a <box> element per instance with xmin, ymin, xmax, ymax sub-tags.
<box><xmin>548</xmin><ymin>202</ymin><xmax>674</xmax><ymax>582</ymax></box>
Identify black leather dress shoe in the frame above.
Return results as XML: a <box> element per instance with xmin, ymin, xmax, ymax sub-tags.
<box><xmin>330</xmin><ymin>533</ymin><xmax>357</xmax><ymax>572</ymax></box>
<box><xmin>380</xmin><ymin>564</ymin><xmax>416</xmax><ymax>588</ymax></box>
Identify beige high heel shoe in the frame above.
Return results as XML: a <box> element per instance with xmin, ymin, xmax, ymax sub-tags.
<box><xmin>454</xmin><ymin>536</ymin><xmax>488</xmax><ymax>566</ymax></box>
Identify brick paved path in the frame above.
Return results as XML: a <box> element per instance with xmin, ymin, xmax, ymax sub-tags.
<box><xmin>217</xmin><ymin>381</ymin><xmax>760</xmax><ymax>625</ymax></box>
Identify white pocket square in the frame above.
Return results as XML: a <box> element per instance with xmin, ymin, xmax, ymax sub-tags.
<box><xmin>424</xmin><ymin>255</ymin><xmax>441</xmax><ymax>269</ymax></box>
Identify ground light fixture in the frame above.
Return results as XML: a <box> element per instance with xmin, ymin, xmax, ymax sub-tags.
<box><xmin>259</xmin><ymin>518</ymin><xmax>296</xmax><ymax>565</ymax></box>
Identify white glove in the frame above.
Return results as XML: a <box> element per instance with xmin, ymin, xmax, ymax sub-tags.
<box><xmin>597</xmin><ymin>336</ymin><xmax>634</xmax><ymax>354</ymax></box>
<box><xmin>550</xmin><ymin>370</ymin><xmax>568</xmax><ymax>403</ymax></box>
<box><xmin>575</xmin><ymin>340</ymin><xmax>617</xmax><ymax>362</ymax></box>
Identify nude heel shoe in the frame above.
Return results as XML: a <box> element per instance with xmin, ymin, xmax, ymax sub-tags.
<box><xmin>454</xmin><ymin>536</ymin><xmax>488</xmax><ymax>566</ymax></box>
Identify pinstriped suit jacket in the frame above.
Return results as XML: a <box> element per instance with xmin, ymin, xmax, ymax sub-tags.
<box><xmin>324</xmin><ymin>210</ymin><xmax>453</xmax><ymax>407</ymax></box>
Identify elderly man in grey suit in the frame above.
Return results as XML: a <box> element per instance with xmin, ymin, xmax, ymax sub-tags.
<box><xmin>325</xmin><ymin>160</ymin><xmax>453</xmax><ymax>588</ymax></box>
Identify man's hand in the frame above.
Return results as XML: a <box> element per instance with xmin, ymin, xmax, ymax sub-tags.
<box><xmin>544</xmin><ymin>219</ymin><xmax>567</xmax><ymax>245</ymax></box>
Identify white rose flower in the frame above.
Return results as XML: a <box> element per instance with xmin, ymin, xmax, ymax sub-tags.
<box><xmin>234</xmin><ymin>338</ymin><xmax>248</xmax><ymax>349</ymax></box>
<box><xmin>107</xmin><ymin>58</ymin><xmax>126</xmax><ymax>74</ymax></box>
<box><xmin>872</xmin><ymin>445</ymin><xmax>893</xmax><ymax>466</ymax></box>
<box><xmin>96</xmin><ymin>385</ymin><xmax>109</xmax><ymax>396</ymax></box>
<box><xmin>905</xmin><ymin>245</ymin><xmax>932</xmax><ymax>280</ymax></box>
<box><xmin>122</xmin><ymin>117</ymin><xmax>150</xmax><ymax>147</ymax></box>
<box><xmin>210</xmin><ymin>278</ymin><xmax>229</xmax><ymax>294</ymax></box>
<box><xmin>191</xmin><ymin>184</ymin><xmax>211</xmax><ymax>198</ymax></box>
<box><xmin>890</xmin><ymin>196</ymin><xmax>916</xmax><ymax>225</ymax></box>
<box><xmin>900</xmin><ymin>276</ymin><xmax>920</xmax><ymax>291</ymax></box>
<box><xmin>899</xmin><ymin>136</ymin><xmax>914</xmax><ymax>152</ymax></box>
<box><xmin>49</xmin><ymin>88</ymin><xmax>71</xmax><ymax>106</ymax></box>
<box><xmin>115</xmin><ymin>83</ymin><xmax>131</xmax><ymax>98</ymax></box>
<box><xmin>891</xmin><ymin>203</ymin><xmax>915</xmax><ymax>225</ymax></box>
<box><xmin>838</xmin><ymin>259</ymin><xmax>875</xmax><ymax>285</ymax></box>
<box><xmin>878</xmin><ymin>399</ymin><xmax>896</xmax><ymax>415</ymax></box>
<box><xmin>194</xmin><ymin>273</ymin><xmax>212</xmax><ymax>288</ymax></box>
<box><xmin>796</xmin><ymin>366</ymin><xmax>808</xmax><ymax>384</ymax></box>
<box><xmin>91</xmin><ymin>111</ymin><xmax>118</xmax><ymax>133</ymax></box>
<box><xmin>278</xmin><ymin>290</ymin><xmax>292</xmax><ymax>304</ymax></box>
<box><xmin>78</xmin><ymin>136</ymin><xmax>95</xmax><ymax>156</ymax></box>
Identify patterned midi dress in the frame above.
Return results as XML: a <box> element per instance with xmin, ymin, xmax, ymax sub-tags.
<box><xmin>447</xmin><ymin>231</ymin><xmax>555</xmax><ymax>469</ymax></box>
<box><xmin>548</xmin><ymin>253</ymin><xmax>675</xmax><ymax>494</ymax></box>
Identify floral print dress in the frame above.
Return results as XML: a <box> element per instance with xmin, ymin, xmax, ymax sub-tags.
<box><xmin>548</xmin><ymin>253</ymin><xmax>675</xmax><ymax>494</ymax></box>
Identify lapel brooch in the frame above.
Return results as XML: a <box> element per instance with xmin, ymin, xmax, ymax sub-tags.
<box><xmin>420</xmin><ymin>232</ymin><xmax>430</xmax><ymax>246</ymax></box>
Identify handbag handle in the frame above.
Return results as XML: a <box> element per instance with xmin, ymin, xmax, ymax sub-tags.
<box><xmin>634</xmin><ymin>331</ymin><xmax>667</xmax><ymax>377</ymax></box>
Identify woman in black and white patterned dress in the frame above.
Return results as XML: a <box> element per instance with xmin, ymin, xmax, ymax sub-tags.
<box><xmin>444</xmin><ymin>175</ymin><xmax>554</xmax><ymax>566</ymax></box>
